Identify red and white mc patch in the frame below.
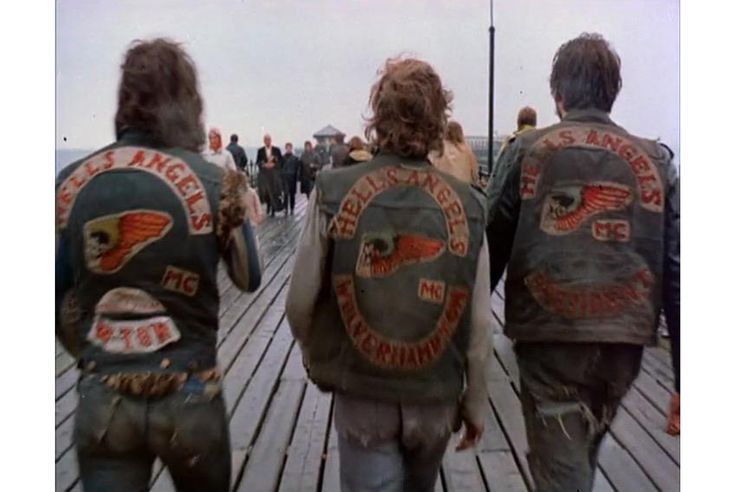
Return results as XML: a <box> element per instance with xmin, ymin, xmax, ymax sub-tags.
<box><xmin>87</xmin><ymin>315</ymin><xmax>181</xmax><ymax>354</ymax></box>
<box><xmin>418</xmin><ymin>278</ymin><xmax>446</xmax><ymax>304</ymax></box>
<box><xmin>84</xmin><ymin>210</ymin><xmax>173</xmax><ymax>274</ymax></box>
<box><xmin>161</xmin><ymin>266</ymin><xmax>200</xmax><ymax>296</ymax></box>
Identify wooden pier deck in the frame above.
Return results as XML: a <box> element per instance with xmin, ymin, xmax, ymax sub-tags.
<box><xmin>55</xmin><ymin>194</ymin><xmax>680</xmax><ymax>492</ymax></box>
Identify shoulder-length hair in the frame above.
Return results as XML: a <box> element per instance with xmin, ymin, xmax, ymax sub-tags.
<box><xmin>364</xmin><ymin>57</ymin><xmax>452</xmax><ymax>158</ymax></box>
<box><xmin>114</xmin><ymin>38</ymin><xmax>205</xmax><ymax>152</ymax></box>
<box><xmin>445</xmin><ymin>121</ymin><xmax>465</xmax><ymax>145</ymax></box>
<box><xmin>549</xmin><ymin>33</ymin><xmax>622</xmax><ymax>113</ymax></box>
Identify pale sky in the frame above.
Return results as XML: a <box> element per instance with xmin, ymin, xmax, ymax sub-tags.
<box><xmin>56</xmin><ymin>0</ymin><xmax>679</xmax><ymax>159</ymax></box>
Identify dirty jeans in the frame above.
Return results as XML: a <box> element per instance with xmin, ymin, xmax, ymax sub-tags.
<box><xmin>74</xmin><ymin>373</ymin><xmax>231</xmax><ymax>492</ymax></box>
<box><xmin>334</xmin><ymin>392</ymin><xmax>457</xmax><ymax>492</ymax></box>
<box><xmin>515</xmin><ymin>342</ymin><xmax>643</xmax><ymax>492</ymax></box>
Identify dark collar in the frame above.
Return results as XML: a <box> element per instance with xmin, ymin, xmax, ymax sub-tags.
<box><xmin>372</xmin><ymin>151</ymin><xmax>430</xmax><ymax>167</ymax></box>
<box><xmin>562</xmin><ymin>108</ymin><xmax>618</xmax><ymax>127</ymax></box>
<box><xmin>116</xmin><ymin>128</ymin><xmax>158</xmax><ymax>147</ymax></box>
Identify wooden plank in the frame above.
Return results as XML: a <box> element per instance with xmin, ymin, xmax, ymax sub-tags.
<box><xmin>477</xmin><ymin>451</ymin><xmax>527</xmax><ymax>492</ymax></box>
<box><xmin>608</xmin><ymin>407</ymin><xmax>679</xmax><ymax>491</ymax></box>
<box><xmin>229</xmin><ymin>319</ymin><xmax>294</xmax><ymax>478</ymax></box>
<box><xmin>591</xmin><ymin>470</ymin><xmax>615</xmax><ymax>492</ymax></box>
<box><xmin>631</xmin><ymin>369</ymin><xmax>672</xmax><ymax>416</ymax></box>
<box><xmin>279</xmin><ymin>384</ymin><xmax>332</xmax><ymax>492</ymax></box>
<box><xmin>56</xmin><ymin>351</ymin><xmax>75</xmax><ymax>377</ymax></box>
<box><xmin>619</xmin><ymin>385</ymin><xmax>680</xmax><ymax>464</ymax></box>
<box><xmin>442</xmin><ymin>447</ymin><xmax>487</xmax><ymax>492</ymax></box>
<box><xmin>56</xmin><ymin>390</ymin><xmax>77</xmax><ymax>427</ymax></box>
<box><xmin>236</xmin><ymin>380</ymin><xmax>305</xmax><ymax>491</ymax></box>
<box><xmin>320</xmin><ymin>410</ymin><xmax>340</xmax><ymax>492</ymax></box>
<box><xmin>598</xmin><ymin>434</ymin><xmax>657</xmax><ymax>492</ymax></box>
<box><xmin>56</xmin><ymin>367</ymin><xmax>78</xmax><ymax>400</ymax></box>
<box><xmin>55</xmin><ymin>448</ymin><xmax>78</xmax><ymax>492</ymax></box>
<box><xmin>55</xmin><ymin>417</ymin><xmax>74</xmax><ymax>461</ymax></box>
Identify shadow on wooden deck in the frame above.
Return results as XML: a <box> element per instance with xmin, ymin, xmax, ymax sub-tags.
<box><xmin>55</xmin><ymin>194</ymin><xmax>680</xmax><ymax>492</ymax></box>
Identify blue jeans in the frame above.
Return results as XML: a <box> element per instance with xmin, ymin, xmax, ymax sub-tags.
<box><xmin>334</xmin><ymin>393</ymin><xmax>456</xmax><ymax>492</ymax></box>
<box><xmin>74</xmin><ymin>373</ymin><xmax>230</xmax><ymax>492</ymax></box>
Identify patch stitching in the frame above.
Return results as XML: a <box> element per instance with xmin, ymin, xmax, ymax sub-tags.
<box><xmin>84</xmin><ymin>210</ymin><xmax>173</xmax><ymax>274</ymax></box>
<box><xmin>334</xmin><ymin>274</ymin><xmax>468</xmax><ymax>371</ymax></box>
<box><xmin>56</xmin><ymin>147</ymin><xmax>213</xmax><ymax>234</ymax></box>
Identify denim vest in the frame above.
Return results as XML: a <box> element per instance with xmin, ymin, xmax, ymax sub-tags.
<box><xmin>56</xmin><ymin>131</ymin><xmax>224</xmax><ymax>374</ymax></box>
<box><xmin>305</xmin><ymin>153</ymin><xmax>486</xmax><ymax>403</ymax></box>
<box><xmin>505</xmin><ymin>111</ymin><xmax>671</xmax><ymax>344</ymax></box>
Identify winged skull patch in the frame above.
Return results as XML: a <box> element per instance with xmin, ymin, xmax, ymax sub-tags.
<box><xmin>84</xmin><ymin>210</ymin><xmax>173</xmax><ymax>274</ymax></box>
<box><xmin>355</xmin><ymin>232</ymin><xmax>446</xmax><ymax>278</ymax></box>
<box><xmin>540</xmin><ymin>182</ymin><xmax>633</xmax><ymax>235</ymax></box>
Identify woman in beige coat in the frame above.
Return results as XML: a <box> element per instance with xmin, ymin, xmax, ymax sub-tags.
<box><xmin>429</xmin><ymin>121</ymin><xmax>480</xmax><ymax>185</ymax></box>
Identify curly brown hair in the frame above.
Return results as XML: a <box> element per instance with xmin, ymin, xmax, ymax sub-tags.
<box><xmin>114</xmin><ymin>38</ymin><xmax>205</xmax><ymax>152</ymax></box>
<box><xmin>445</xmin><ymin>121</ymin><xmax>465</xmax><ymax>145</ymax></box>
<box><xmin>364</xmin><ymin>57</ymin><xmax>453</xmax><ymax>158</ymax></box>
<box><xmin>550</xmin><ymin>33</ymin><xmax>622</xmax><ymax>113</ymax></box>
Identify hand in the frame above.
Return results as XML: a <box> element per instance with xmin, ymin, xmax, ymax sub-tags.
<box><xmin>455</xmin><ymin>417</ymin><xmax>483</xmax><ymax>451</ymax></box>
<box><xmin>666</xmin><ymin>392</ymin><xmax>680</xmax><ymax>435</ymax></box>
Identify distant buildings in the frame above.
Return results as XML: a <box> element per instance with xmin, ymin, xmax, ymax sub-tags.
<box><xmin>313</xmin><ymin>125</ymin><xmax>345</xmax><ymax>147</ymax></box>
<box><xmin>466</xmin><ymin>135</ymin><xmax>505</xmax><ymax>177</ymax></box>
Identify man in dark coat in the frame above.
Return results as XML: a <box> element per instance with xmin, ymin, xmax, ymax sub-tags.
<box><xmin>329</xmin><ymin>133</ymin><xmax>349</xmax><ymax>169</ymax></box>
<box><xmin>256</xmin><ymin>134</ymin><xmax>284</xmax><ymax>216</ymax></box>
<box><xmin>299</xmin><ymin>140</ymin><xmax>321</xmax><ymax>198</ymax></box>
<box><xmin>226</xmin><ymin>133</ymin><xmax>248</xmax><ymax>172</ymax></box>
<box><xmin>280</xmin><ymin>142</ymin><xmax>301</xmax><ymax>215</ymax></box>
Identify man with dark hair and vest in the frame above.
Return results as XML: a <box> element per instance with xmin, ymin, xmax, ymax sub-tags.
<box><xmin>286</xmin><ymin>57</ymin><xmax>493</xmax><ymax>491</ymax></box>
<box><xmin>486</xmin><ymin>33</ymin><xmax>680</xmax><ymax>492</ymax></box>
<box><xmin>55</xmin><ymin>38</ymin><xmax>262</xmax><ymax>492</ymax></box>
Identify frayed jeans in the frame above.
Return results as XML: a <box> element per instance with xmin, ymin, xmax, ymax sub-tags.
<box><xmin>334</xmin><ymin>392</ymin><xmax>457</xmax><ymax>492</ymax></box>
<box><xmin>74</xmin><ymin>373</ymin><xmax>231</xmax><ymax>492</ymax></box>
<box><xmin>515</xmin><ymin>342</ymin><xmax>643</xmax><ymax>492</ymax></box>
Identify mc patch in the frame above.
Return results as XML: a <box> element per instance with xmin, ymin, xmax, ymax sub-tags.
<box><xmin>540</xmin><ymin>182</ymin><xmax>632</xmax><ymax>235</ymax></box>
<box><xmin>161</xmin><ymin>266</ymin><xmax>200</xmax><ymax>296</ymax></box>
<box><xmin>592</xmin><ymin>219</ymin><xmax>631</xmax><ymax>242</ymax></box>
<box><xmin>418</xmin><ymin>278</ymin><xmax>446</xmax><ymax>304</ymax></box>
<box><xmin>84</xmin><ymin>210</ymin><xmax>173</xmax><ymax>274</ymax></box>
<box><xmin>355</xmin><ymin>232</ymin><xmax>445</xmax><ymax>278</ymax></box>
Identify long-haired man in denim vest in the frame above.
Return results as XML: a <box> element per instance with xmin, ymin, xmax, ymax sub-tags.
<box><xmin>286</xmin><ymin>57</ymin><xmax>494</xmax><ymax>491</ymax></box>
<box><xmin>486</xmin><ymin>33</ymin><xmax>680</xmax><ymax>492</ymax></box>
<box><xmin>55</xmin><ymin>38</ymin><xmax>262</xmax><ymax>492</ymax></box>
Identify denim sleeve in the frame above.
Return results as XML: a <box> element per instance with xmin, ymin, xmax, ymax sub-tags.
<box><xmin>486</xmin><ymin>140</ymin><xmax>523</xmax><ymax>292</ymax></box>
<box><xmin>224</xmin><ymin>220</ymin><xmax>262</xmax><ymax>292</ymax></box>
<box><xmin>662</xmin><ymin>159</ymin><xmax>680</xmax><ymax>391</ymax></box>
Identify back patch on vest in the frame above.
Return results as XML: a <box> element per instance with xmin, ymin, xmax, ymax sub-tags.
<box><xmin>540</xmin><ymin>182</ymin><xmax>633</xmax><ymax>235</ymax></box>
<box><xmin>84</xmin><ymin>210</ymin><xmax>172</xmax><ymax>274</ymax></box>
<box><xmin>356</xmin><ymin>232</ymin><xmax>445</xmax><ymax>278</ymax></box>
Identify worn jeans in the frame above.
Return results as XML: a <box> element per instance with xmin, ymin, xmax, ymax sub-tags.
<box><xmin>74</xmin><ymin>373</ymin><xmax>231</xmax><ymax>492</ymax></box>
<box><xmin>334</xmin><ymin>392</ymin><xmax>456</xmax><ymax>492</ymax></box>
<box><xmin>515</xmin><ymin>342</ymin><xmax>643</xmax><ymax>492</ymax></box>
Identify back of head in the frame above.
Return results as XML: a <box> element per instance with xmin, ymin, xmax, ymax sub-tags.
<box><xmin>348</xmin><ymin>136</ymin><xmax>365</xmax><ymax>152</ymax></box>
<box><xmin>365</xmin><ymin>57</ymin><xmax>453</xmax><ymax>158</ymax></box>
<box><xmin>445</xmin><ymin>121</ymin><xmax>465</xmax><ymax>145</ymax></box>
<box><xmin>550</xmin><ymin>33</ymin><xmax>622</xmax><ymax>113</ymax></box>
<box><xmin>114</xmin><ymin>38</ymin><xmax>205</xmax><ymax>152</ymax></box>
<box><xmin>230</xmin><ymin>134</ymin><xmax>238</xmax><ymax>143</ymax></box>
<box><xmin>516</xmin><ymin>106</ymin><xmax>537</xmax><ymax>130</ymax></box>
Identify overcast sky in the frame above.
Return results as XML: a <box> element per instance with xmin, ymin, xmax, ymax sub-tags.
<box><xmin>56</xmin><ymin>0</ymin><xmax>679</xmax><ymax>157</ymax></box>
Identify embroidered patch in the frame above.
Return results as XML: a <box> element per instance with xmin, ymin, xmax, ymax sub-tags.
<box><xmin>524</xmin><ymin>268</ymin><xmax>654</xmax><ymax>319</ymax></box>
<box><xmin>84</xmin><ymin>210</ymin><xmax>173</xmax><ymax>274</ymax></box>
<box><xmin>355</xmin><ymin>232</ymin><xmax>445</xmax><ymax>278</ymax></box>
<box><xmin>95</xmin><ymin>287</ymin><xmax>166</xmax><ymax>315</ymax></box>
<box><xmin>328</xmin><ymin>165</ymin><xmax>470</xmax><ymax>256</ymax></box>
<box><xmin>418</xmin><ymin>278</ymin><xmax>446</xmax><ymax>304</ymax></box>
<box><xmin>334</xmin><ymin>274</ymin><xmax>468</xmax><ymax>371</ymax></box>
<box><xmin>592</xmin><ymin>219</ymin><xmax>631</xmax><ymax>242</ymax></box>
<box><xmin>161</xmin><ymin>266</ymin><xmax>200</xmax><ymax>296</ymax></box>
<box><xmin>540</xmin><ymin>182</ymin><xmax>632</xmax><ymax>235</ymax></box>
<box><xmin>56</xmin><ymin>147</ymin><xmax>213</xmax><ymax>234</ymax></box>
<box><xmin>520</xmin><ymin>127</ymin><xmax>664</xmax><ymax>212</ymax></box>
<box><xmin>87</xmin><ymin>315</ymin><xmax>181</xmax><ymax>354</ymax></box>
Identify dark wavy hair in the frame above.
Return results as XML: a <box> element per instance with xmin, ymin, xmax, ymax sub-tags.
<box><xmin>364</xmin><ymin>57</ymin><xmax>453</xmax><ymax>158</ymax></box>
<box><xmin>550</xmin><ymin>33</ymin><xmax>622</xmax><ymax>113</ymax></box>
<box><xmin>114</xmin><ymin>38</ymin><xmax>205</xmax><ymax>152</ymax></box>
